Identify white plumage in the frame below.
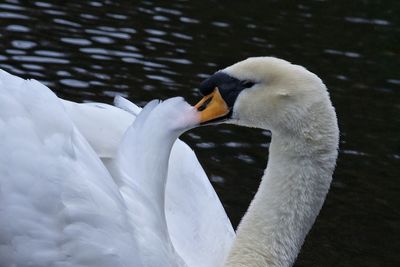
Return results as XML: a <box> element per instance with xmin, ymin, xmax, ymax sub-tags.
<box><xmin>0</xmin><ymin>69</ymin><xmax>234</xmax><ymax>267</ymax></box>
<box><xmin>0</xmin><ymin>56</ymin><xmax>339</xmax><ymax>267</ymax></box>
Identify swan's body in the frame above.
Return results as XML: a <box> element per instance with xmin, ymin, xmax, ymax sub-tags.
<box><xmin>0</xmin><ymin>56</ymin><xmax>338</xmax><ymax>267</ymax></box>
<box><xmin>0</xmin><ymin>69</ymin><xmax>234</xmax><ymax>267</ymax></box>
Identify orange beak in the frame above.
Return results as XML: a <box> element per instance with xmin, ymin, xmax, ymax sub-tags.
<box><xmin>195</xmin><ymin>88</ymin><xmax>230</xmax><ymax>124</ymax></box>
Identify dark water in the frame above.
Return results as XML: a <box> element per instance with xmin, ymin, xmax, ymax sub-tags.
<box><xmin>1</xmin><ymin>1</ymin><xmax>399</xmax><ymax>266</ymax></box>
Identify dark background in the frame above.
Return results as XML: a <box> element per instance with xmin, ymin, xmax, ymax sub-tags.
<box><xmin>0</xmin><ymin>1</ymin><xmax>399</xmax><ymax>266</ymax></box>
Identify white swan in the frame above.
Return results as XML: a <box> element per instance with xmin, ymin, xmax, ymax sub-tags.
<box><xmin>195</xmin><ymin>57</ymin><xmax>339</xmax><ymax>267</ymax></box>
<box><xmin>0</xmin><ymin>69</ymin><xmax>234</xmax><ymax>267</ymax></box>
<box><xmin>0</xmin><ymin>56</ymin><xmax>339</xmax><ymax>267</ymax></box>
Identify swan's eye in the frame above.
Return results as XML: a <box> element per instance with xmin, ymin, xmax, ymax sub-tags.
<box><xmin>241</xmin><ymin>80</ymin><xmax>255</xmax><ymax>88</ymax></box>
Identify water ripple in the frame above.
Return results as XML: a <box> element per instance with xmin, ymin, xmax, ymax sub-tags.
<box><xmin>12</xmin><ymin>55</ymin><xmax>69</xmax><ymax>64</ymax></box>
<box><xmin>44</xmin><ymin>9</ymin><xmax>66</xmax><ymax>16</ymax></box>
<box><xmin>53</xmin><ymin>18</ymin><xmax>82</xmax><ymax>28</ymax></box>
<box><xmin>145</xmin><ymin>29</ymin><xmax>167</xmax><ymax>36</ymax></box>
<box><xmin>60</xmin><ymin>79</ymin><xmax>90</xmax><ymax>88</ymax></box>
<box><xmin>345</xmin><ymin>16</ymin><xmax>391</xmax><ymax>26</ymax></box>
<box><xmin>11</xmin><ymin>40</ymin><xmax>36</xmax><ymax>49</ymax></box>
<box><xmin>211</xmin><ymin>21</ymin><xmax>230</xmax><ymax>28</ymax></box>
<box><xmin>106</xmin><ymin>13</ymin><xmax>128</xmax><ymax>20</ymax></box>
<box><xmin>153</xmin><ymin>15</ymin><xmax>169</xmax><ymax>22</ymax></box>
<box><xmin>196</xmin><ymin>142</ymin><xmax>216</xmax><ymax>149</ymax></box>
<box><xmin>0</xmin><ymin>12</ymin><xmax>29</xmax><ymax>19</ymax></box>
<box><xmin>172</xmin><ymin>32</ymin><xmax>192</xmax><ymax>41</ymax></box>
<box><xmin>147</xmin><ymin>37</ymin><xmax>174</xmax><ymax>45</ymax></box>
<box><xmin>6</xmin><ymin>49</ymin><xmax>25</xmax><ymax>55</ymax></box>
<box><xmin>56</xmin><ymin>70</ymin><xmax>71</xmax><ymax>77</ymax></box>
<box><xmin>91</xmin><ymin>36</ymin><xmax>114</xmax><ymax>44</ymax></box>
<box><xmin>180</xmin><ymin>16</ymin><xmax>200</xmax><ymax>24</ymax></box>
<box><xmin>61</xmin><ymin>37</ymin><xmax>92</xmax><ymax>46</ymax></box>
<box><xmin>5</xmin><ymin>24</ymin><xmax>30</xmax><ymax>32</ymax></box>
<box><xmin>80</xmin><ymin>13</ymin><xmax>98</xmax><ymax>20</ymax></box>
<box><xmin>34</xmin><ymin>50</ymin><xmax>66</xmax><ymax>57</ymax></box>
<box><xmin>80</xmin><ymin>48</ymin><xmax>143</xmax><ymax>59</ymax></box>
<box><xmin>85</xmin><ymin>28</ymin><xmax>130</xmax><ymax>39</ymax></box>
<box><xmin>146</xmin><ymin>74</ymin><xmax>174</xmax><ymax>84</ymax></box>
<box><xmin>34</xmin><ymin>1</ymin><xmax>53</xmax><ymax>8</ymax></box>
<box><xmin>154</xmin><ymin>6</ymin><xmax>182</xmax><ymax>16</ymax></box>
<box><xmin>22</xmin><ymin>64</ymin><xmax>44</xmax><ymax>70</ymax></box>
<box><xmin>324</xmin><ymin>49</ymin><xmax>362</xmax><ymax>58</ymax></box>
<box><xmin>156</xmin><ymin>57</ymin><xmax>192</xmax><ymax>65</ymax></box>
<box><xmin>0</xmin><ymin>3</ymin><xmax>25</xmax><ymax>11</ymax></box>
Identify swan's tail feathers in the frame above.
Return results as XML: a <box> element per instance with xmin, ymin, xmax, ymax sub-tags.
<box><xmin>114</xmin><ymin>95</ymin><xmax>142</xmax><ymax>115</ymax></box>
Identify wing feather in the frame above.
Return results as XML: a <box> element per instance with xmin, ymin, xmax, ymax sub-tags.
<box><xmin>0</xmin><ymin>70</ymin><xmax>142</xmax><ymax>267</ymax></box>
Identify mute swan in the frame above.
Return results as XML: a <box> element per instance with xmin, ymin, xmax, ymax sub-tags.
<box><xmin>0</xmin><ymin>69</ymin><xmax>234</xmax><ymax>267</ymax></box>
<box><xmin>194</xmin><ymin>57</ymin><xmax>339</xmax><ymax>266</ymax></box>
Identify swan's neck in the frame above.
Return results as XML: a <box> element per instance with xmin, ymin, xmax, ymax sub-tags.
<box><xmin>112</xmin><ymin>100</ymin><xmax>194</xmax><ymax>267</ymax></box>
<box><xmin>224</xmin><ymin>116</ymin><xmax>338</xmax><ymax>267</ymax></box>
<box><xmin>117</xmin><ymin>126</ymin><xmax>187</xmax><ymax>266</ymax></box>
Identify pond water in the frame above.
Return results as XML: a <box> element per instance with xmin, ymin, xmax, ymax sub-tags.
<box><xmin>0</xmin><ymin>1</ymin><xmax>399</xmax><ymax>266</ymax></box>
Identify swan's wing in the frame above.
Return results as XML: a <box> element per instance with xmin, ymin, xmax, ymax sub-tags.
<box><xmin>166</xmin><ymin>141</ymin><xmax>235</xmax><ymax>267</ymax></box>
<box><xmin>114</xmin><ymin>95</ymin><xmax>142</xmax><ymax>115</ymax></box>
<box><xmin>62</xmin><ymin>100</ymin><xmax>134</xmax><ymax>159</ymax></box>
<box><xmin>0</xmin><ymin>70</ymin><xmax>142</xmax><ymax>267</ymax></box>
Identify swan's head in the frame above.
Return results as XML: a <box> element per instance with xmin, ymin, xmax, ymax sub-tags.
<box><xmin>196</xmin><ymin>57</ymin><xmax>334</xmax><ymax>135</ymax></box>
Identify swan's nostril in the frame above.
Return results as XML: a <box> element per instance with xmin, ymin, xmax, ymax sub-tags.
<box><xmin>195</xmin><ymin>88</ymin><xmax>230</xmax><ymax>124</ymax></box>
<box><xmin>194</xmin><ymin>90</ymin><xmax>214</xmax><ymax>111</ymax></box>
<box><xmin>197</xmin><ymin>96</ymin><xmax>212</xmax><ymax>111</ymax></box>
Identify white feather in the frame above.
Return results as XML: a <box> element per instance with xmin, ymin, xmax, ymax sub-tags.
<box><xmin>0</xmin><ymin>69</ymin><xmax>235</xmax><ymax>267</ymax></box>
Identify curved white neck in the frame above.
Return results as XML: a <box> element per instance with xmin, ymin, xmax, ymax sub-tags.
<box><xmin>224</xmin><ymin>111</ymin><xmax>338</xmax><ymax>267</ymax></box>
<box><xmin>111</xmin><ymin>100</ymin><xmax>197</xmax><ymax>267</ymax></box>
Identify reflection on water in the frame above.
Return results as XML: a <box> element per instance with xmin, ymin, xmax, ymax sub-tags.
<box><xmin>0</xmin><ymin>1</ymin><xmax>399</xmax><ymax>266</ymax></box>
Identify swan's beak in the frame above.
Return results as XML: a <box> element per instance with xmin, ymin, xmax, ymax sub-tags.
<box><xmin>195</xmin><ymin>88</ymin><xmax>231</xmax><ymax>124</ymax></box>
